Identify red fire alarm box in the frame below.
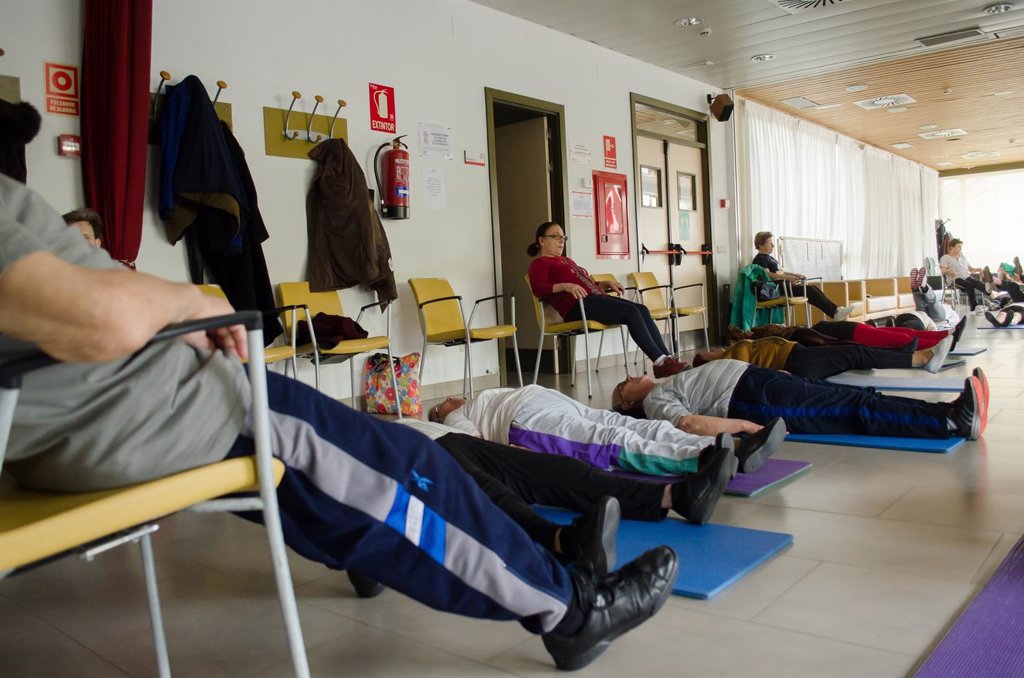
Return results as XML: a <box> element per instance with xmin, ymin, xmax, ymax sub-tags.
<box><xmin>593</xmin><ymin>170</ymin><xmax>630</xmax><ymax>259</ymax></box>
<box><xmin>57</xmin><ymin>134</ymin><xmax>81</xmax><ymax>157</ymax></box>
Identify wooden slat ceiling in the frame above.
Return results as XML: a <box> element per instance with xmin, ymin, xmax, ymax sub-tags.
<box><xmin>470</xmin><ymin>0</ymin><xmax>1024</xmax><ymax>172</ymax></box>
<box><xmin>737</xmin><ymin>37</ymin><xmax>1024</xmax><ymax>171</ymax></box>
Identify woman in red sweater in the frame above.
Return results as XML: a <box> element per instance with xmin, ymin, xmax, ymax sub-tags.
<box><xmin>527</xmin><ymin>221</ymin><xmax>687</xmax><ymax>378</ymax></box>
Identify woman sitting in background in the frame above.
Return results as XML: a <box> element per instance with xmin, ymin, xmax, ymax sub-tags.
<box><xmin>527</xmin><ymin>221</ymin><xmax>687</xmax><ymax>378</ymax></box>
<box><xmin>751</xmin><ymin>231</ymin><xmax>856</xmax><ymax>321</ymax></box>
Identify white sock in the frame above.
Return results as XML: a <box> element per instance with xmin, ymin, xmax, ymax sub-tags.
<box><xmin>654</xmin><ymin>355</ymin><xmax>670</xmax><ymax>366</ymax></box>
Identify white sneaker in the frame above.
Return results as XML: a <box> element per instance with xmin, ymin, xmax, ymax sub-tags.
<box><xmin>924</xmin><ymin>335</ymin><xmax>953</xmax><ymax>374</ymax></box>
<box><xmin>833</xmin><ymin>305</ymin><xmax>855</xmax><ymax>322</ymax></box>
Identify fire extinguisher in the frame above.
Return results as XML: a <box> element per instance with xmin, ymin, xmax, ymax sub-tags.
<box><xmin>374</xmin><ymin>135</ymin><xmax>409</xmax><ymax>219</ymax></box>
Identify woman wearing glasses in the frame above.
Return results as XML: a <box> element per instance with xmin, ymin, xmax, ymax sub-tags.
<box><xmin>527</xmin><ymin>221</ymin><xmax>688</xmax><ymax>378</ymax></box>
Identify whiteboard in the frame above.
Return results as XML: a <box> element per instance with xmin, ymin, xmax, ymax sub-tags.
<box><xmin>777</xmin><ymin>237</ymin><xmax>844</xmax><ymax>281</ymax></box>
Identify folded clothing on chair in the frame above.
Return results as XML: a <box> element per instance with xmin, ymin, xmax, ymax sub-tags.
<box><xmin>297</xmin><ymin>312</ymin><xmax>368</xmax><ymax>349</ymax></box>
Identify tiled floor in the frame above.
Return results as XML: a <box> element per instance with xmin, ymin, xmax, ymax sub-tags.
<box><xmin>3</xmin><ymin>316</ymin><xmax>1022</xmax><ymax>677</ymax></box>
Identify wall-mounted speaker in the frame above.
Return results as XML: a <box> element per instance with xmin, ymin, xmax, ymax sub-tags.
<box><xmin>708</xmin><ymin>93</ymin><xmax>734</xmax><ymax>122</ymax></box>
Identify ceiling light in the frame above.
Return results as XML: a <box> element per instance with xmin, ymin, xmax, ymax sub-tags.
<box><xmin>674</xmin><ymin>17</ymin><xmax>704</xmax><ymax>27</ymax></box>
<box><xmin>983</xmin><ymin>3</ymin><xmax>1014</xmax><ymax>14</ymax></box>
<box><xmin>781</xmin><ymin>97</ymin><xmax>819</xmax><ymax>109</ymax></box>
<box><xmin>814</xmin><ymin>103</ymin><xmax>842</xmax><ymax>111</ymax></box>
<box><xmin>845</xmin><ymin>84</ymin><xmax>868</xmax><ymax>92</ymax></box>
<box><xmin>751</xmin><ymin>54</ymin><xmax>775</xmax><ymax>62</ymax></box>
<box><xmin>887</xmin><ymin>107</ymin><xmax>908</xmax><ymax>113</ymax></box>
<box><xmin>892</xmin><ymin>142</ymin><xmax>913</xmax><ymax>149</ymax></box>
<box><xmin>993</xmin><ymin>90</ymin><xmax>1014</xmax><ymax>96</ymax></box>
<box><xmin>920</xmin><ymin>124</ymin><xmax>938</xmax><ymax>130</ymax></box>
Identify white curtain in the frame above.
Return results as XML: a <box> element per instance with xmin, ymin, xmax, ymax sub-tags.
<box><xmin>737</xmin><ymin>99</ymin><xmax>937</xmax><ymax>279</ymax></box>
<box><xmin>939</xmin><ymin>170</ymin><xmax>1024</xmax><ymax>269</ymax></box>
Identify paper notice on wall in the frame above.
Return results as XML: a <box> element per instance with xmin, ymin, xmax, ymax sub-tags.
<box><xmin>570</xmin><ymin>189</ymin><xmax>593</xmax><ymax>219</ymax></box>
<box><xmin>570</xmin><ymin>143</ymin><xmax>593</xmax><ymax>165</ymax></box>
<box><xmin>424</xmin><ymin>165</ymin><xmax>446</xmax><ymax>210</ymax></box>
<box><xmin>418</xmin><ymin>122</ymin><xmax>453</xmax><ymax>160</ymax></box>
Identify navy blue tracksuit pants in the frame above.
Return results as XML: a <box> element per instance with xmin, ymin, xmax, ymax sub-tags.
<box><xmin>227</xmin><ymin>372</ymin><xmax>572</xmax><ymax>634</ymax></box>
<box><xmin>727</xmin><ymin>366</ymin><xmax>952</xmax><ymax>438</ymax></box>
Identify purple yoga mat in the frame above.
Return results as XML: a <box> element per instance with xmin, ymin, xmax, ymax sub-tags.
<box><xmin>725</xmin><ymin>459</ymin><xmax>813</xmax><ymax>497</ymax></box>
<box><xmin>609</xmin><ymin>458</ymin><xmax>812</xmax><ymax>498</ymax></box>
<box><xmin>915</xmin><ymin>535</ymin><xmax>1024</xmax><ymax>678</ymax></box>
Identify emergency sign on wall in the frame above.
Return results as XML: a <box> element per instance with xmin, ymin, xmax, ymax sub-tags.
<box><xmin>44</xmin><ymin>62</ymin><xmax>79</xmax><ymax>116</ymax></box>
<box><xmin>369</xmin><ymin>83</ymin><xmax>396</xmax><ymax>133</ymax></box>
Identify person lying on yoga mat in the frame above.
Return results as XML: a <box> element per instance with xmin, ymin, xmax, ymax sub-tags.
<box><xmin>982</xmin><ymin>265</ymin><xmax>1024</xmax><ymax>304</ymax></box>
<box><xmin>428</xmin><ymin>383</ymin><xmax>785</xmax><ymax>477</ymax></box>
<box><xmin>692</xmin><ymin>333</ymin><xmax>954</xmax><ymax>378</ymax></box>
<box><xmin>612</xmin><ymin>360</ymin><xmax>987</xmax><ymax>441</ymax></box>
<box><xmin>729</xmin><ymin>320</ymin><xmax>951</xmax><ymax>352</ymax></box>
<box><xmin>905</xmin><ymin>267</ymin><xmax>965</xmax><ymax>332</ymax></box>
<box><xmin>984</xmin><ymin>304</ymin><xmax>1024</xmax><ymax>327</ymax></box>
<box><xmin>400</xmin><ymin>418</ymin><xmax>736</xmax><ymax>530</ymax></box>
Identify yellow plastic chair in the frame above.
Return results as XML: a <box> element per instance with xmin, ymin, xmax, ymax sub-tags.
<box><xmin>0</xmin><ymin>312</ymin><xmax>310</xmax><ymax>678</ymax></box>
<box><xmin>198</xmin><ymin>284</ymin><xmax>299</xmax><ymax>376</ymax></box>
<box><xmin>524</xmin><ymin>275</ymin><xmax>617</xmax><ymax>399</ymax></box>
<box><xmin>587</xmin><ymin>273</ymin><xmax>631</xmax><ymax>373</ymax></box>
<box><xmin>628</xmin><ymin>271</ymin><xmax>710</xmax><ymax>367</ymax></box>
<box><xmin>408</xmin><ymin>278</ymin><xmax>523</xmax><ymax>397</ymax></box>
<box><xmin>277</xmin><ymin>282</ymin><xmax>401</xmax><ymax>417</ymax></box>
<box><xmin>754</xmin><ymin>277</ymin><xmax>812</xmax><ymax>327</ymax></box>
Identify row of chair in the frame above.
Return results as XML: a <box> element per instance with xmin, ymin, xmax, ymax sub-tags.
<box><xmin>207</xmin><ymin>272</ymin><xmax>709</xmax><ymax>405</ymax></box>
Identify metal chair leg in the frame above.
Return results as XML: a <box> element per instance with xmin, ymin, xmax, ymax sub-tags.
<box><xmin>385</xmin><ymin>344</ymin><xmax>402</xmax><ymax>419</ymax></box>
<box><xmin>511</xmin><ymin>332</ymin><xmax>524</xmax><ymax>387</ymax></box>
<box><xmin>532</xmin><ymin>336</ymin><xmax>543</xmax><ymax>385</ymax></box>
<box><xmin>596</xmin><ymin>331</ymin><xmax>605</xmax><ymax>372</ymax></box>
<box><xmin>464</xmin><ymin>343</ymin><xmax>473</xmax><ymax>398</ymax></box>
<box><xmin>139</xmin><ymin>534</ymin><xmax>171</xmax><ymax>678</ymax></box>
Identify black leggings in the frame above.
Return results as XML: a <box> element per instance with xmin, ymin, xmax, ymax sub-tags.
<box><xmin>782</xmin><ymin>343</ymin><xmax>913</xmax><ymax>380</ymax></box>
<box><xmin>791</xmin><ymin>283</ymin><xmax>838</xmax><ymax>317</ymax></box>
<box><xmin>954</xmin><ymin>277</ymin><xmax>988</xmax><ymax>309</ymax></box>
<box><xmin>564</xmin><ymin>294</ymin><xmax>671</xmax><ymax>361</ymax></box>
<box><xmin>996</xmin><ymin>280</ymin><xmax>1024</xmax><ymax>303</ymax></box>
<box><xmin>436</xmin><ymin>432</ymin><xmax>668</xmax><ymax>550</ymax></box>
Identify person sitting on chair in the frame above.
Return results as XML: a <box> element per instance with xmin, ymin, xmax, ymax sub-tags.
<box><xmin>751</xmin><ymin>231</ymin><xmax>856</xmax><ymax>321</ymax></box>
<box><xmin>693</xmin><ymin>332</ymin><xmax>954</xmax><ymax>378</ymax></box>
<box><xmin>612</xmin><ymin>360</ymin><xmax>987</xmax><ymax>442</ymax></box>
<box><xmin>527</xmin><ymin>221</ymin><xmax>687</xmax><ymax>378</ymax></box>
<box><xmin>0</xmin><ymin>169</ymin><xmax>678</xmax><ymax>672</ymax></box>
<box><xmin>939</xmin><ymin>239</ymin><xmax>989</xmax><ymax>313</ymax></box>
<box><xmin>429</xmin><ymin>384</ymin><xmax>785</xmax><ymax>477</ymax></box>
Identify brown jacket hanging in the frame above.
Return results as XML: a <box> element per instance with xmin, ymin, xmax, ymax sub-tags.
<box><xmin>306</xmin><ymin>138</ymin><xmax>397</xmax><ymax>305</ymax></box>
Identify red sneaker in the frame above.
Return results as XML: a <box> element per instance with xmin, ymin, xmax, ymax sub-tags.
<box><xmin>653</xmin><ymin>357</ymin><xmax>689</xmax><ymax>379</ymax></box>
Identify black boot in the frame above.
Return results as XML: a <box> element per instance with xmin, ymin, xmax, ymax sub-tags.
<box><xmin>543</xmin><ymin>546</ymin><xmax>678</xmax><ymax>671</ymax></box>
<box><xmin>734</xmin><ymin>417</ymin><xmax>786</xmax><ymax>473</ymax></box>
<box><xmin>347</xmin><ymin>571</ymin><xmax>386</xmax><ymax>599</ymax></box>
<box><xmin>671</xmin><ymin>434</ymin><xmax>734</xmax><ymax>524</ymax></box>
<box><xmin>559</xmin><ymin>496</ymin><xmax>621</xmax><ymax>575</ymax></box>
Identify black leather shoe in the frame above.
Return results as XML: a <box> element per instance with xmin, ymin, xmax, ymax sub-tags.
<box><xmin>561</xmin><ymin>497</ymin><xmax>620</xmax><ymax>575</ymax></box>
<box><xmin>699</xmin><ymin>441</ymin><xmax>738</xmax><ymax>477</ymax></box>
<box><xmin>951</xmin><ymin>315</ymin><xmax>967</xmax><ymax>349</ymax></box>
<box><xmin>543</xmin><ymin>546</ymin><xmax>678</xmax><ymax>671</ymax></box>
<box><xmin>671</xmin><ymin>434</ymin><xmax>734</xmax><ymax>524</ymax></box>
<box><xmin>348</xmin><ymin>571</ymin><xmax>387</xmax><ymax>599</ymax></box>
<box><xmin>734</xmin><ymin>417</ymin><xmax>786</xmax><ymax>473</ymax></box>
<box><xmin>949</xmin><ymin>377</ymin><xmax>981</xmax><ymax>440</ymax></box>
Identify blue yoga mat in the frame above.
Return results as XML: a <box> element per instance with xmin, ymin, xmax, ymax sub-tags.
<box><xmin>826</xmin><ymin>374</ymin><xmax>964</xmax><ymax>392</ymax></box>
<box><xmin>785</xmin><ymin>433</ymin><xmax>966</xmax><ymax>453</ymax></box>
<box><xmin>978</xmin><ymin>325</ymin><xmax>1024</xmax><ymax>330</ymax></box>
<box><xmin>915</xmin><ymin>535</ymin><xmax>1024</xmax><ymax>678</ymax></box>
<box><xmin>534</xmin><ymin>507</ymin><xmax>793</xmax><ymax>599</ymax></box>
<box><xmin>949</xmin><ymin>346</ymin><xmax>986</xmax><ymax>356</ymax></box>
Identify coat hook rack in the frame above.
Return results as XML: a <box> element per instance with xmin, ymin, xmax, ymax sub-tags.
<box><xmin>212</xmin><ymin>80</ymin><xmax>228</xmax><ymax>105</ymax></box>
<box><xmin>329</xmin><ymin>99</ymin><xmax>347</xmax><ymax>138</ymax></box>
<box><xmin>151</xmin><ymin>70</ymin><xmax>172</xmax><ymax>121</ymax></box>
<box><xmin>282</xmin><ymin>90</ymin><xmax>302</xmax><ymax>139</ymax></box>
<box><xmin>307</xmin><ymin>95</ymin><xmax>325</xmax><ymax>142</ymax></box>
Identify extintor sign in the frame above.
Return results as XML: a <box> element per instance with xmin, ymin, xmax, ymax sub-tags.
<box><xmin>369</xmin><ymin>83</ymin><xmax>396</xmax><ymax>133</ymax></box>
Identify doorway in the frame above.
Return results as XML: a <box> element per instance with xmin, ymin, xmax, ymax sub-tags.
<box><xmin>630</xmin><ymin>94</ymin><xmax>717</xmax><ymax>350</ymax></box>
<box><xmin>486</xmin><ymin>88</ymin><xmax>568</xmax><ymax>376</ymax></box>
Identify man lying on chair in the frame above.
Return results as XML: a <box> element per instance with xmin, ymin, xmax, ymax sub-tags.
<box><xmin>0</xmin><ymin>171</ymin><xmax>676</xmax><ymax>672</ymax></box>
<box><xmin>612</xmin><ymin>360</ymin><xmax>987</xmax><ymax>442</ymax></box>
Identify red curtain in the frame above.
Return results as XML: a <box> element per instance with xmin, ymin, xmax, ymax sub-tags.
<box><xmin>80</xmin><ymin>0</ymin><xmax>153</xmax><ymax>267</ymax></box>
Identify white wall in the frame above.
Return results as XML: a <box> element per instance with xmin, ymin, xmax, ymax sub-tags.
<box><xmin>2</xmin><ymin>0</ymin><xmax>735</xmax><ymax>397</ymax></box>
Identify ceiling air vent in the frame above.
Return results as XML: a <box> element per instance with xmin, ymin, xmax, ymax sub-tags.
<box><xmin>919</xmin><ymin>128</ymin><xmax>967</xmax><ymax>140</ymax></box>
<box><xmin>781</xmin><ymin>96</ymin><xmax>819</xmax><ymax>109</ymax></box>
<box><xmin>766</xmin><ymin>0</ymin><xmax>849</xmax><ymax>14</ymax></box>
<box><xmin>853</xmin><ymin>93</ymin><xmax>917</xmax><ymax>110</ymax></box>
<box><xmin>915</xmin><ymin>27</ymin><xmax>986</xmax><ymax>47</ymax></box>
<box><xmin>992</xmin><ymin>25</ymin><xmax>1024</xmax><ymax>39</ymax></box>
